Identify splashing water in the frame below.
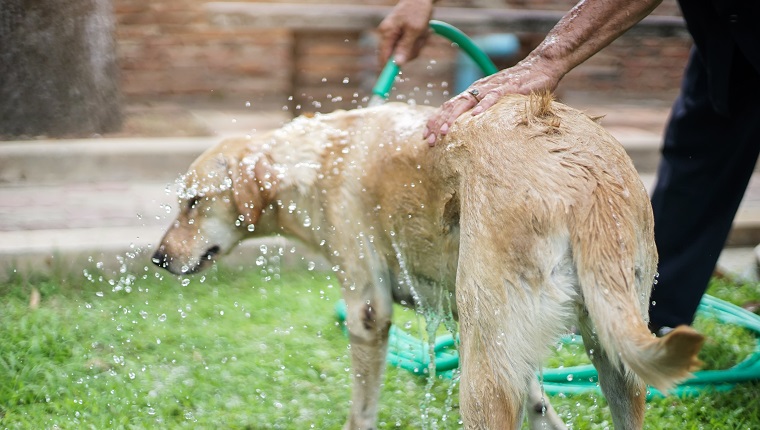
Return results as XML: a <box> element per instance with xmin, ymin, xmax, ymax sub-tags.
<box><xmin>390</xmin><ymin>237</ymin><xmax>459</xmax><ymax>429</ymax></box>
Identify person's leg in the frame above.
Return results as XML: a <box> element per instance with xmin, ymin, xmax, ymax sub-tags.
<box><xmin>649</xmin><ymin>49</ymin><xmax>760</xmax><ymax>330</ymax></box>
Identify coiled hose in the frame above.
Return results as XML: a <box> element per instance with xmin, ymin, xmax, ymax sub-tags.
<box><xmin>335</xmin><ymin>294</ymin><xmax>760</xmax><ymax>397</ymax></box>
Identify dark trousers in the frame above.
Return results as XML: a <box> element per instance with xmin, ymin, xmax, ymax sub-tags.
<box><xmin>649</xmin><ymin>48</ymin><xmax>760</xmax><ymax>329</ymax></box>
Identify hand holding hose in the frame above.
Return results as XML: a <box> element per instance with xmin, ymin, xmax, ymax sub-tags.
<box><xmin>377</xmin><ymin>0</ymin><xmax>434</xmax><ymax>66</ymax></box>
<box><xmin>379</xmin><ymin>0</ymin><xmax>664</xmax><ymax>146</ymax></box>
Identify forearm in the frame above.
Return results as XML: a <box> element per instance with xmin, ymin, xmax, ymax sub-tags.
<box><xmin>527</xmin><ymin>0</ymin><xmax>663</xmax><ymax>78</ymax></box>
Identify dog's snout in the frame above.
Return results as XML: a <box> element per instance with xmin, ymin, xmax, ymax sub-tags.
<box><xmin>152</xmin><ymin>247</ymin><xmax>169</xmax><ymax>269</ymax></box>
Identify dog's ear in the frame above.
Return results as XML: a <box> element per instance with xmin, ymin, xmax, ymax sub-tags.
<box><xmin>230</xmin><ymin>154</ymin><xmax>278</xmax><ymax>226</ymax></box>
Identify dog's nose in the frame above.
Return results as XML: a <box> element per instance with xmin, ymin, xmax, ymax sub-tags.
<box><xmin>152</xmin><ymin>247</ymin><xmax>169</xmax><ymax>269</ymax></box>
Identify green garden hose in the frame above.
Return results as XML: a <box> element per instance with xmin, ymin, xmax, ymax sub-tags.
<box><xmin>335</xmin><ymin>294</ymin><xmax>760</xmax><ymax>398</ymax></box>
<box><xmin>370</xmin><ymin>20</ymin><xmax>500</xmax><ymax>104</ymax></box>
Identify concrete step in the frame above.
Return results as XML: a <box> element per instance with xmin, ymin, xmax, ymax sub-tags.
<box><xmin>0</xmin><ymin>130</ymin><xmax>664</xmax><ymax>186</ymax></box>
<box><xmin>2</xmin><ymin>105</ymin><xmax>759</xmax><ymax>279</ymax></box>
<box><xmin>2</xmin><ymin>223</ymin><xmax>756</xmax><ymax>285</ymax></box>
<box><xmin>0</xmin><ymin>109</ymin><xmax>290</xmax><ymax>186</ymax></box>
<box><xmin>0</xmin><ymin>181</ymin><xmax>174</xmax><ymax>232</ymax></box>
<box><xmin>2</xmin><ymin>173</ymin><xmax>760</xmax><ymax>278</ymax></box>
<box><xmin>0</xmin><ymin>227</ymin><xmax>323</xmax><ymax>282</ymax></box>
<box><xmin>0</xmin><ymin>138</ymin><xmax>216</xmax><ymax>185</ymax></box>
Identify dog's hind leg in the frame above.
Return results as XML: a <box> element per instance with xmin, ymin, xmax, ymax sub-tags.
<box><xmin>456</xmin><ymin>264</ymin><xmax>569</xmax><ymax>429</ymax></box>
<box><xmin>577</xmin><ymin>312</ymin><xmax>645</xmax><ymax>430</ymax></box>
<box><xmin>458</xmin><ymin>335</ymin><xmax>527</xmax><ymax>430</ymax></box>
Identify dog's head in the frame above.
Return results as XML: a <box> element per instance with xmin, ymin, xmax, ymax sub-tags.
<box><xmin>152</xmin><ymin>141</ymin><xmax>278</xmax><ymax>275</ymax></box>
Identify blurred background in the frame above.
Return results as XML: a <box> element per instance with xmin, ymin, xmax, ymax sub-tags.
<box><xmin>1</xmin><ymin>0</ymin><xmax>690</xmax><ymax>139</ymax></box>
<box><xmin>1</xmin><ymin>0</ymin><xmax>715</xmax><ymax>276</ymax></box>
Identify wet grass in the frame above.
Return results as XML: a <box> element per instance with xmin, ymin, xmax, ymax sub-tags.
<box><xmin>0</xmin><ymin>262</ymin><xmax>758</xmax><ymax>429</ymax></box>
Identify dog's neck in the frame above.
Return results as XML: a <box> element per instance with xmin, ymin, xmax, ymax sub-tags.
<box><xmin>245</xmin><ymin>113</ymin><xmax>353</xmax><ymax>248</ymax></box>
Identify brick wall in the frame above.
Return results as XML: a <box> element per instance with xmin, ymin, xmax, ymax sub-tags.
<box><xmin>116</xmin><ymin>0</ymin><xmax>293</xmax><ymax>103</ymax></box>
<box><xmin>114</xmin><ymin>0</ymin><xmax>690</xmax><ymax>111</ymax></box>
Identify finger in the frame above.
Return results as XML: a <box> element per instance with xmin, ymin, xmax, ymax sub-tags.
<box><xmin>402</xmin><ymin>30</ymin><xmax>430</xmax><ymax>65</ymax></box>
<box><xmin>424</xmin><ymin>95</ymin><xmax>477</xmax><ymax>145</ymax></box>
<box><xmin>439</xmin><ymin>97</ymin><xmax>477</xmax><ymax>133</ymax></box>
<box><xmin>393</xmin><ymin>33</ymin><xmax>416</xmax><ymax>66</ymax></box>
<box><xmin>470</xmin><ymin>90</ymin><xmax>502</xmax><ymax>116</ymax></box>
<box><xmin>377</xmin><ymin>26</ymin><xmax>400</xmax><ymax>66</ymax></box>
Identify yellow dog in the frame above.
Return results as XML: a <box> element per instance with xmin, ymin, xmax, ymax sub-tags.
<box><xmin>154</xmin><ymin>93</ymin><xmax>703</xmax><ymax>429</ymax></box>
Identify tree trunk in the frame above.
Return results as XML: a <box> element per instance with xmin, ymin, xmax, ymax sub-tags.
<box><xmin>0</xmin><ymin>0</ymin><xmax>122</xmax><ymax>138</ymax></box>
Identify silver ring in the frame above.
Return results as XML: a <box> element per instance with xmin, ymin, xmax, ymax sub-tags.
<box><xmin>467</xmin><ymin>88</ymin><xmax>481</xmax><ymax>101</ymax></box>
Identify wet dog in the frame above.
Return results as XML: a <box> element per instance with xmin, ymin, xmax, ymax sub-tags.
<box><xmin>153</xmin><ymin>93</ymin><xmax>704</xmax><ymax>429</ymax></box>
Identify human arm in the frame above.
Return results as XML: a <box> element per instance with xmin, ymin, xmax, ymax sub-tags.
<box><xmin>377</xmin><ymin>0</ymin><xmax>436</xmax><ymax>66</ymax></box>
<box><xmin>423</xmin><ymin>0</ymin><xmax>664</xmax><ymax>146</ymax></box>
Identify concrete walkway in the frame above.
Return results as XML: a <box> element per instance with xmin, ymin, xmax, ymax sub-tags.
<box><xmin>1</xmin><ymin>99</ymin><xmax>758</xmax><ymax>281</ymax></box>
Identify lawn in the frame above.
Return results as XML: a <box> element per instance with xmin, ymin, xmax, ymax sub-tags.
<box><xmin>1</xmin><ymin>257</ymin><xmax>758</xmax><ymax>429</ymax></box>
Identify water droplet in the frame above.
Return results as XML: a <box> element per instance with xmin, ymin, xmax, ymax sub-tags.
<box><xmin>158</xmin><ymin>314</ymin><xmax>167</xmax><ymax>322</ymax></box>
<box><xmin>307</xmin><ymin>261</ymin><xmax>316</xmax><ymax>271</ymax></box>
<box><xmin>566</xmin><ymin>374</ymin><xmax>574</xmax><ymax>382</ymax></box>
<box><xmin>181</xmin><ymin>278</ymin><xmax>191</xmax><ymax>287</ymax></box>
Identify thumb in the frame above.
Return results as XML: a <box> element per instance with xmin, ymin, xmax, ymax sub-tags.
<box><xmin>393</xmin><ymin>32</ymin><xmax>419</xmax><ymax>66</ymax></box>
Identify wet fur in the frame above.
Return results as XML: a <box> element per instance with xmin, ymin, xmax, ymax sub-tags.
<box><xmin>154</xmin><ymin>94</ymin><xmax>703</xmax><ymax>429</ymax></box>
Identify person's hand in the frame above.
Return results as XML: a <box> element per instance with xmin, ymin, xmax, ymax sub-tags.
<box><xmin>423</xmin><ymin>59</ymin><xmax>563</xmax><ymax>146</ymax></box>
<box><xmin>377</xmin><ymin>0</ymin><xmax>435</xmax><ymax>66</ymax></box>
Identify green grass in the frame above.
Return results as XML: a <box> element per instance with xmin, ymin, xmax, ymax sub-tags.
<box><xmin>1</xmin><ymin>261</ymin><xmax>759</xmax><ymax>429</ymax></box>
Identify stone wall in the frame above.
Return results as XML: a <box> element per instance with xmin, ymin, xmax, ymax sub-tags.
<box><xmin>114</xmin><ymin>0</ymin><xmax>690</xmax><ymax>111</ymax></box>
<box><xmin>116</xmin><ymin>0</ymin><xmax>293</xmax><ymax>103</ymax></box>
<box><xmin>1</xmin><ymin>0</ymin><xmax>122</xmax><ymax>137</ymax></box>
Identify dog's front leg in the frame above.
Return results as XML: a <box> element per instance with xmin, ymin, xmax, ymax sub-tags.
<box><xmin>341</xmin><ymin>272</ymin><xmax>393</xmax><ymax>430</ymax></box>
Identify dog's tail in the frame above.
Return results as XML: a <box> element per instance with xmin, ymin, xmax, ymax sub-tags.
<box><xmin>571</xmin><ymin>190</ymin><xmax>704</xmax><ymax>393</ymax></box>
